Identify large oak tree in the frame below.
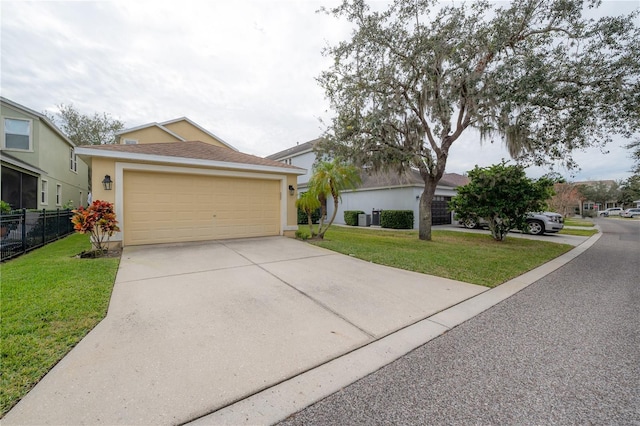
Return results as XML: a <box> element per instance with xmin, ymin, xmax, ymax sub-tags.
<box><xmin>317</xmin><ymin>0</ymin><xmax>640</xmax><ymax>240</ymax></box>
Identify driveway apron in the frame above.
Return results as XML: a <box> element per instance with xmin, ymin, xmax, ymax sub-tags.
<box><xmin>3</xmin><ymin>237</ymin><xmax>486</xmax><ymax>425</ymax></box>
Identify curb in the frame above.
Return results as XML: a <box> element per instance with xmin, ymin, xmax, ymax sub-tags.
<box><xmin>186</xmin><ymin>232</ymin><xmax>602</xmax><ymax>426</ymax></box>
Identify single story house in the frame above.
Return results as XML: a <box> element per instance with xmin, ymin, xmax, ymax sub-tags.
<box><xmin>267</xmin><ymin>139</ymin><xmax>469</xmax><ymax>229</ymax></box>
<box><xmin>329</xmin><ymin>169</ymin><xmax>469</xmax><ymax>229</ymax></box>
<box><xmin>76</xmin><ymin>118</ymin><xmax>304</xmax><ymax>248</ymax></box>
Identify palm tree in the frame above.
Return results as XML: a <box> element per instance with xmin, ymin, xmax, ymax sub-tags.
<box><xmin>295</xmin><ymin>191</ymin><xmax>321</xmax><ymax>237</ymax></box>
<box><xmin>308</xmin><ymin>159</ymin><xmax>361</xmax><ymax>239</ymax></box>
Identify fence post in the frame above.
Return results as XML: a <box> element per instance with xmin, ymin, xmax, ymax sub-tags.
<box><xmin>42</xmin><ymin>209</ymin><xmax>46</xmax><ymax>245</ymax></box>
<box><xmin>21</xmin><ymin>208</ymin><xmax>27</xmax><ymax>255</ymax></box>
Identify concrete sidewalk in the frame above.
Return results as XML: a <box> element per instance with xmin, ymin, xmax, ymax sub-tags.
<box><xmin>3</xmin><ymin>237</ymin><xmax>488</xmax><ymax>425</ymax></box>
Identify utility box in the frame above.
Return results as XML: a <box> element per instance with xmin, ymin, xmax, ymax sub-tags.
<box><xmin>358</xmin><ymin>213</ymin><xmax>371</xmax><ymax>227</ymax></box>
<box><xmin>371</xmin><ymin>209</ymin><xmax>382</xmax><ymax>226</ymax></box>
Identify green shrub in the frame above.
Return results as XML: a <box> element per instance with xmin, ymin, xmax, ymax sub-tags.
<box><xmin>295</xmin><ymin>229</ymin><xmax>311</xmax><ymax>240</ymax></box>
<box><xmin>381</xmin><ymin>210</ymin><xmax>414</xmax><ymax>229</ymax></box>
<box><xmin>344</xmin><ymin>210</ymin><xmax>365</xmax><ymax>226</ymax></box>
<box><xmin>297</xmin><ymin>207</ymin><xmax>322</xmax><ymax>225</ymax></box>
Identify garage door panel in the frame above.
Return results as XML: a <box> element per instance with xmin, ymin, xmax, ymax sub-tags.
<box><xmin>124</xmin><ymin>171</ymin><xmax>280</xmax><ymax>246</ymax></box>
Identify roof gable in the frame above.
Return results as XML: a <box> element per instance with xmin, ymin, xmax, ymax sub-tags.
<box><xmin>117</xmin><ymin>117</ymin><xmax>237</xmax><ymax>151</ymax></box>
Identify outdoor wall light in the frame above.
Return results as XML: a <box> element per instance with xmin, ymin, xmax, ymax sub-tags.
<box><xmin>102</xmin><ymin>175</ymin><xmax>113</xmax><ymax>191</ymax></box>
<box><xmin>288</xmin><ymin>185</ymin><xmax>295</xmax><ymax>196</ymax></box>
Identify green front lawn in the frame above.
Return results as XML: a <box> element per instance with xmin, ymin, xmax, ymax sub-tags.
<box><xmin>1</xmin><ymin>234</ymin><xmax>120</xmax><ymax>416</ymax></box>
<box><xmin>311</xmin><ymin>226</ymin><xmax>573</xmax><ymax>288</ymax></box>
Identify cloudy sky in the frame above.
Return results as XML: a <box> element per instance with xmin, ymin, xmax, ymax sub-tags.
<box><xmin>1</xmin><ymin>0</ymin><xmax>637</xmax><ymax>182</ymax></box>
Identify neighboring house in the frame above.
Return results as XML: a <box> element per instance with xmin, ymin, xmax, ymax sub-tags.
<box><xmin>330</xmin><ymin>169</ymin><xmax>469</xmax><ymax>229</ymax></box>
<box><xmin>1</xmin><ymin>97</ymin><xmax>89</xmax><ymax>210</ymax></box>
<box><xmin>76</xmin><ymin>136</ymin><xmax>304</xmax><ymax>247</ymax></box>
<box><xmin>266</xmin><ymin>139</ymin><xmax>318</xmax><ymax>190</ymax></box>
<box><xmin>116</xmin><ymin>117</ymin><xmax>237</xmax><ymax>150</ymax></box>
<box><xmin>267</xmin><ymin>139</ymin><xmax>469</xmax><ymax>229</ymax></box>
<box><xmin>575</xmin><ymin>180</ymin><xmax>622</xmax><ymax>215</ymax></box>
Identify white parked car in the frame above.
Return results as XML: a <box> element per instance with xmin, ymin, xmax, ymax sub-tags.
<box><xmin>620</xmin><ymin>208</ymin><xmax>640</xmax><ymax>218</ymax></box>
<box><xmin>459</xmin><ymin>212</ymin><xmax>564</xmax><ymax>235</ymax></box>
<box><xmin>599</xmin><ymin>207</ymin><xmax>623</xmax><ymax>217</ymax></box>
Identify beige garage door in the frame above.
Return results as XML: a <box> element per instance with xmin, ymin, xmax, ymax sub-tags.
<box><xmin>123</xmin><ymin>171</ymin><xmax>280</xmax><ymax>246</ymax></box>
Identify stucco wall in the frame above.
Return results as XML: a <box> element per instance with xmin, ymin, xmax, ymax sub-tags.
<box><xmin>327</xmin><ymin>186</ymin><xmax>459</xmax><ymax>229</ymax></box>
<box><xmin>118</xmin><ymin>127</ymin><xmax>182</xmax><ymax>144</ymax></box>
<box><xmin>162</xmin><ymin>121</ymin><xmax>229</xmax><ymax>148</ymax></box>
<box><xmin>290</xmin><ymin>151</ymin><xmax>315</xmax><ymax>187</ymax></box>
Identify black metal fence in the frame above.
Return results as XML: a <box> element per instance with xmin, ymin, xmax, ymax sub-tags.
<box><xmin>0</xmin><ymin>209</ymin><xmax>75</xmax><ymax>262</ymax></box>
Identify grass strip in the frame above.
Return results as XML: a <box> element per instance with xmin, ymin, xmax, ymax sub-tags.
<box><xmin>0</xmin><ymin>234</ymin><xmax>120</xmax><ymax>416</ymax></box>
<box><xmin>559</xmin><ymin>228</ymin><xmax>599</xmax><ymax>237</ymax></box>
<box><xmin>564</xmin><ymin>218</ymin><xmax>595</xmax><ymax>227</ymax></box>
<box><xmin>311</xmin><ymin>227</ymin><xmax>573</xmax><ymax>288</ymax></box>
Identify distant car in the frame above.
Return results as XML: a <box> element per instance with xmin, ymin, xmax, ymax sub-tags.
<box><xmin>458</xmin><ymin>212</ymin><xmax>564</xmax><ymax>235</ymax></box>
<box><xmin>620</xmin><ymin>208</ymin><xmax>640</xmax><ymax>218</ymax></box>
<box><xmin>599</xmin><ymin>207</ymin><xmax>623</xmax><ymax>217</ymax></box>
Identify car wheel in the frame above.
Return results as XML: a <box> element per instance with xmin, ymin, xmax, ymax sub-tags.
<box><xmin>527</xmin><ymin>220</ymin><xmax>545</xmax><ymax>235</ymax></box>
<box><xmin>463</xmin><ymin>219</ymin><xmax>477</xmax><ymax>229</ymax></box>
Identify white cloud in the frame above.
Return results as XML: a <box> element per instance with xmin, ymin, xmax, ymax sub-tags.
<box><xmin>1</xmin><ymin>0</ymin><xmax>636</xmax><ymax>182</ymax></box>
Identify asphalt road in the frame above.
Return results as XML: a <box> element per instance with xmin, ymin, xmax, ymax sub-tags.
<box><xmin>279</xmin><ymin>218</ymin><xmax>640</xmax><ymax>425</ymax></box>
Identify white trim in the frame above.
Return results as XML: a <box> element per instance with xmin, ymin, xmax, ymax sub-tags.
<box><xmin>56</xmin><ymin>183</ymin><xmax>62</xmax><ymax>206</ymax></box>
<box><xmin>75</xmin><ymin>146</ymin><xmax>306</xmax><ymax>175</ymax></box>
<box><xmin>69</xmin><ymin>147</ymin><xmax>78</xmax><ymax>172</ymax></box>
<box><xmin>2</xmin><ymin>116</ymin><xmax>33</xmax><ymax>151</ymax></box>
<box><xmin>41</xmin><ymin>179</ymin><xmax>49</xmax><ymax>205</ymax></box>
<box><xmin>283</xmin><ymin>225</ymin><xmax>299</xmax><ymax>231</ymax></box>
<box><xmin>114</xmin><ymin>162</ymin><xmax>292</xmax><ymax>245</ymax></box>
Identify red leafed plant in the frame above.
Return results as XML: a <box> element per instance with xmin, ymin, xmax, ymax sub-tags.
<box><xmin>71</xmin><ymin>200</ymin><xmax>120</xmax><ymax>253</ymax></box>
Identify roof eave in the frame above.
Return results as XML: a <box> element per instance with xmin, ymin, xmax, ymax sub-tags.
<box><xmin>74</xmin><ymin>147</ymin><xmax>306</xmax><ymax>175</ymax></box>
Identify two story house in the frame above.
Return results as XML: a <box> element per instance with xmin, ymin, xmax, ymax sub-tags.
<box><xmin>75</xmin><ymin>117</ymin><xmax>303</xmax><ymax>247</ymax></box>
<box><xmin>1</xmin><ymin>97</ymin><xmax>89</xmax><ymax>210</ymax></box>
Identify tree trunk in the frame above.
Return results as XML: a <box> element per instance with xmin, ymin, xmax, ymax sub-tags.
<box><xmin>318</xmin><ymin>191</ymin><xmax>339</xmax><ymax>239</ymax></box>
<box><xmin>418</xmin><ymin>177</ymin><xmax>438</xmax><ymax>241</ymax></box>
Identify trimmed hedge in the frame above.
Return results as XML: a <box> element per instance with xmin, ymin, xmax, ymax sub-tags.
<box><xmin>344</xmin><ymin>210</ymin><xmax>365</xmax><ymax>226</ymax></box>
<box><xmin>297</xmin><ymin>207</ymin><xmax>322</xmax><ymax>225</ymax></box>
<box><xmin>381</xmin><ymin>210</ymin><xmax>414</xmax><ymax>229</ymax></box>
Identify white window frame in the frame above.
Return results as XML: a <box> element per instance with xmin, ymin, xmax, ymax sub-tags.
<box><xmin>41</xmin><ymin>180</ymin><xmax>49</xmax><ymax>205</ymax></box>
<box><xmin>70</xmin><ymin>148</ymin><xmax>77</xmax><ymax>172</ymax></box>
<box><xmin>123</xmin><ymin>138</ymin><xmax>138</xmax><ymax>145</ymax></box>
<box><xmin>3</xmin><ymin>117</ymin><xmax>32</xmax><ymax>151</ymax></box>
<box><xmin>56</xmin><ymin>184</ymin><xmax>62</xmax><ymax>206</ymax></box>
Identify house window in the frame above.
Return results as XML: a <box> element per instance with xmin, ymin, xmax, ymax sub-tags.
<box><xmin>56</xmin><ymin>184</ymin><xmax>62</xmax><ymax>206</ymax></box>
<box><xmin>70</xmin><ymin>148</ymin><xmax>77</xmax><ymax>172</ymax></box>
<box><xmin>41</xmin><ymin>180</ymin><xmax>48</xmax><ymax>205</ymax></box>
<box><xmin>123</xmin><ymin>138</ymin><xmax>138</xmax><ymax>145</ymax></box>
<box><xmin>4</xmin><ymin>118</ymin><xmax>31</xmax><ymax>150</ymax></box>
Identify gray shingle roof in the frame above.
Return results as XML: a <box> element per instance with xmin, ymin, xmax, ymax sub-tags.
<box><xmin>266</xmin><ymin>139</ymin><xmax>320</xmax><ymax>160</ymax></box>
<box><xmin>81</xmin><ymin>141</ymin><xmax>303</xmax><ymax>170</ymax></box>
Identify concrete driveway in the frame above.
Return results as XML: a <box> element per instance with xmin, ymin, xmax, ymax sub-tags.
<box><xmin>3</xmin><ymin>237</ymin><xmax>487</xmax><ymax>425</ymax></box>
